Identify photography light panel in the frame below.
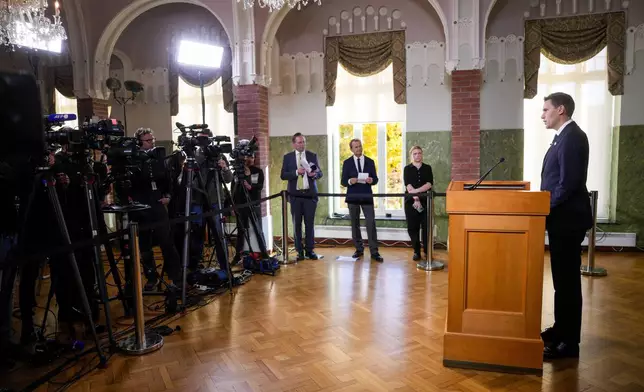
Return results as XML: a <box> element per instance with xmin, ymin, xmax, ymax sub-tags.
<box><xmin>177</xmin><ymin>40</ymin><xmax>224</xmax><ymax>69</ymax></box>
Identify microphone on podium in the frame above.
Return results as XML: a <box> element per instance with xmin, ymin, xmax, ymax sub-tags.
<box><xmin>467</xmin><ymin>157</ymin><xmax>506</xmax><ymax>190</ymax></box>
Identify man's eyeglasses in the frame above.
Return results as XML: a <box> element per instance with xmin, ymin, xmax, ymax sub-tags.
<box><xmin>141</xmin><ymin>137</ymin><xmax>155</xmax><ymax>142</ymax></box>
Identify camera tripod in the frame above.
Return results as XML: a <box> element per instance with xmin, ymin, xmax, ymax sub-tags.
<box><xmin>18</xmin><ymin>167</ymin><xmax>107</xmax><ymax>365</ymax></box>
<box><xmin>35</xmin><ymin>169</ymin><xmax>131</xmax><ymax>352</ymax></box>
<box><xmin>232</xmin><ymin>174</ymin><xmax>269</xmax><ymax>259</ymax></box>
<box><xmin>180</xmin><ymin>155</ymin><xmax>234</xmax><ymax>307</ymax></box>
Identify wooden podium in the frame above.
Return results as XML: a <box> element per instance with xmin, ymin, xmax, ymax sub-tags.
<box><xmin>443</xmin><ymin>180</ymin><xmax>550</xmax><ymax>375</ymax></box>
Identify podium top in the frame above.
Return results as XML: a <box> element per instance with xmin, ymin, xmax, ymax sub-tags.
<box><xmin>448</xmin><ymin>180</ymin><xmax>530</xmax><ymax>191</ymax></box>
<box><xmin>446</xmin><ymin>180</ymin><xmax>550</xmax><ymax>215</ymax></box>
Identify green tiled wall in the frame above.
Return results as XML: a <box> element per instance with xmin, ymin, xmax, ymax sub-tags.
<box><xmin>598</xmin><ymin>125</ymin><xmax>644</xmax><ymax>247</ymax></box>
<box><xmin>480</xmin><ymin>129</ymin><xmax>524</xmax><ymax>181</ymax></box>
<box><xmin>405</xmin><ymin>131</ymin><xmax>451</xmax><ymax>243</ymax></box>
<box><xmin>269</xmin><ymin>135</ymin><xmax>328</xmax><ymax>237</ymax></box>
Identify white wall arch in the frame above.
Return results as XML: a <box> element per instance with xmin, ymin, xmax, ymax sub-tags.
<box><xmin>110</xmin><ymin>49</ymin><xmax>134</xmax><ymax>83</ymax></box>
<box><xmin>259</xmin><ymin>0</ymin><xmax>450</xmax><ymax>84</ymax></box>
<box><xmin>93</xmin><ymin>0</ymin><xmax>232</xmax><ymax>100</ymax></box>
<box><xmin>482</xmin><ymin>0</ymin><xmax>499</xmax><ymax>62</ymax></box>
<box><xmin>62</xmin><ymin>0</ymin><xmax>91</xmax><ymax>99</ymax></box>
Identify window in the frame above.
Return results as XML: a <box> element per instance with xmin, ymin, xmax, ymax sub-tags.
<box><xmin>327</xmin><ymin>64</ymin><xmax>407</xmax><ymax>217</ymax></box>
<box><xmin>54</xmin><ymin>89</ymin><xmax>78</xmax><ymax>129</ymax></box>
<box><xmin>170</xmin><ymin>76</ymin><xmax>234</xmax><ymax>148</ymax></box>
<box><xmin>523</xmin><ymin>48</ymin><xmax>614</xmax><ymax>220</ymax></box>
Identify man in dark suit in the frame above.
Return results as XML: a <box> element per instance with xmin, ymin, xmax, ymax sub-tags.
<box><xmin>539</xmin><ymin>92</ymin><xmax>592</xmax><ymax>360</ymax></box>
<box><xmin>280</xmin><ymin>133</ymin><xmax>323</xmax><ymax>261</ymax></box>
<box><xmin>341</xmin><ymin>139</ymin><xmax>383</xmax><ymax>262</ymax></box>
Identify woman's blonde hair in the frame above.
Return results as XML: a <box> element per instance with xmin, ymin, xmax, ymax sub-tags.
<box><xmin>409</xmin><ymin>145</ymin><xmax>423</xmax><ymax>156</ymax></box>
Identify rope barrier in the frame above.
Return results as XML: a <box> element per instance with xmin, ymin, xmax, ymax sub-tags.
<box><xmin>17</xmin><ymin>191</ymin><xmax>448</xmax><ymax>262</ymax></box>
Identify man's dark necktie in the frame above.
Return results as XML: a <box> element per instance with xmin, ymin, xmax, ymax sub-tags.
<box><xmin>357</xmin><ymin>157</ymin><xmax>362</xmax><ymax>173</ymax></box>
<box><xmin>551</xmin><ymin>134</ymin><xmax>559</xmax><ymax>146</ymax></box>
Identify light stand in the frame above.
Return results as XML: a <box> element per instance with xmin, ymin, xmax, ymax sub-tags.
<box><xmin>199</xmin><ymin>70</ymin><xmax>206</xmax><ymax>126</ymax></box>
<box><xmin>105</xmin><ymin>78</ymin><xmax>144</xmax><ymax>133</ymax></box>
<box><xmin>176</xmin><ymin>40</ymin><xmax>224</xmax><ymax>129</ymax></box>
<box><xmin>176</xmin><ymin>39</ymin><xmax>226</xmax><ymax>301</ymax></box>
<box><xmin>416</xmin><ymin>191</ymin><xmax>445</xmax><ymax>271</ymax></box>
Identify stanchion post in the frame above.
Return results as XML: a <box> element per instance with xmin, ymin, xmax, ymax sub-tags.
<box><xmin>581</xmin><ymin>190</ymin><xmax>607</xmax><ymax>277</ymax></box>
<box><xmin>280</xmin><ymin>190</ymin><xmax>296</xmax><ymax>265</ymax></box>
<box><xmin>117</xmin><ymin>222</ymin><xmax>164</xmax><ymax>355</ymax></box>
<box><xmin>417</xmin><ymin>191</ymin><xmax>445</xmax><ymax>271</ymax></box>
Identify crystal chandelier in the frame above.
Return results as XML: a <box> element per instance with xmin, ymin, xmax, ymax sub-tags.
<box><xmin>237</xmin><ymin>0</ymin><xmax>321</xmax><ymax>12</ymax></box>
<box><xmin>0</xmin><ymin>0</ymin><xmax>67</xmax><ymax>52</ymax></box>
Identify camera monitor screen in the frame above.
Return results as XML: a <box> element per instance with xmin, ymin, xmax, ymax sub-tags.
<box><xmin>0</xmin><ymin>72</ymin><xmax>44</xmax><ymax>161</ymax></box>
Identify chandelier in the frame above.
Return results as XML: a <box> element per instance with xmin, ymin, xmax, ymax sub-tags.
<box><xmin>237</xmin><ymin>0</ymin><xmax>321</xmax><ymax>12</ymax></box>
<box><xmin>0</xmin><ymin>0</ymin><xmax>67</xmax><ymax>52</ymax></box>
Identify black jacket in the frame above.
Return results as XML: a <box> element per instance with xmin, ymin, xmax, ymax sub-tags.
<box><xmin>540</xmin><ymin>121</ymin><xmax>593</xmax><ymax>233</ymax></box>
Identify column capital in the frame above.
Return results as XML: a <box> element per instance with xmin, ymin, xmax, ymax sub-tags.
<box><xmin>444</xmin><ymin>0</ymin><xmax>485</xmax><ymax>73</ymax></box>
<box><xmin>232</xmin><ymin>0</ymin><xmax>270</xmax><ymax>86</ymax></box>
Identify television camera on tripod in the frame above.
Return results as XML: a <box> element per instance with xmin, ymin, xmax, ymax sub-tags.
<box><xmin>172</xmin><ymin>123</ymin><xmax>239</xmax><ymax>305</ymax></box>
<box><xmin>0</xmin><ymin>72</ymin><xmax>129</xmax><ymax>369</ymax></box>
<box><xmin>229</xmin><ymin>137</ymin><xmax>280</xmax><ymax>275</ymax></box>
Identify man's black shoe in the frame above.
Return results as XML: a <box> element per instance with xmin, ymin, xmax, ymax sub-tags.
<box><xmin>412</xmin><ymin>253</ymin><xmax>421</xmax><ymax>261</ymax></box>
<box><xmin>543</xmin><ymin>342</ymin><xmax>579</xmax><ymax>360</ymax></box>
<box><xmin>296</xmin><ymin>253</ymin><xmax>305</xmax><ymax>261</ymax></box>
<box><xmin>540</xmin><ymin>326</ymin><xmax>558</xmax><ymax>345</ymax></box>
<box><xmin>352</xmin><ymin>251</ymin><xmax>364</xmax><ymax>258</ymax></box>
<box><xmin>306</xmin><ymin>252</ymin><xmax>323</xmax><ymax>260</ymax></box>
<box><xmin>371</xmin><ymin>253</ymin><xmax>384</xmax><ymax>262</ymax></box>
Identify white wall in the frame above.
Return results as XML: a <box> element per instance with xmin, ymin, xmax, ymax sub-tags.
<box><xmin>481</xmin><ymin>35</ymin><xmax>525</xmax><ymax>130</ymax></box>
<box><xmin>269</xmin><ymin>93</ymin><xmax>327</xmax><ymax>137</ymax></box>
<box><xmin>621</xmin><ymin>48</ymin><xmax>644</xmax><ymax>127</ymax></box>
<box><xmin>406</xmin><ymin>41</ymin><xmax>451</xmax><ymax>132</ymax></box>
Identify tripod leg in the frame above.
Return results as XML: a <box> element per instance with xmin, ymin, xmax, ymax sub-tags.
<box><xmin>211</xmin><ymin>174</ymin><xmax>233</xmax><ymax>294</ymax></box>
<box><xmin>117</xmin><ymin>213</ymin><xmax>134</xmax><ymax>316</ymax></box>
<box><xmin>97</xmin><ymin>208</ymin><xmax>128</xmax><ymax>314</ymax></box>
<box><xmin>39</xmin><ymin>276</ymin><xmax>55</xmax><ymax>340</ymax></box>
<box><xmin>244</xmin><ymin>187</ymin><xmax>269</xmax><ymax>259</ymax></box>
<box><xmin>181</xmin><ymin>164</ymin><xmax>194</xmax><ymax>309</ymax></box>
<box><xmin>45</xmin><ymin>184</ymin><xmax>107</xmax><ymax>365</ymax></box>
<box><xmin>85</xmin><ymin>178</ymin><xmax>116</xmax><ymax>347</ymax></box>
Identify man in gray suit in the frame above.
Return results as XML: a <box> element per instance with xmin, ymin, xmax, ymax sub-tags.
<box><xmin>280</xmin><ymin>133</ymin><xmax>323</xmax><ymax>261</ymax></box>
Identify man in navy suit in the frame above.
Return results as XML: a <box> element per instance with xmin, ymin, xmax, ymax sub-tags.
<box><xmin>280</xmin><ymin>133</ymin><xmax>323</xmax><ymax>261</ymax></box>
<box><xmin>341</xmin><ymin>139</ymin><xmax>383</xmax><ymax>262</ymax></box>
<box><xmin>539</xmin><ymin>92</ymin><xmax>592</xmax><ymax>360</ymax></box>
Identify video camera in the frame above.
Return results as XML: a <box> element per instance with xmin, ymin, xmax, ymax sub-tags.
<box><xmin>44</xmin><ymin>114</ymin><xmax>125</xmax><ymax>155</ymax></box>
<box><xmin>229</xmin><ymin>136</ymin><xmax>259</xmax><ymax>178</ymax></box>
<box><xmin>103</xmin><ymin>136</ymin><xmax>166</xmax><ymax>206</ymax></box>
<box><xmin>175</xmin><ymin>122</ymin><xmax>233</xmax><ymax>160</ymax></box>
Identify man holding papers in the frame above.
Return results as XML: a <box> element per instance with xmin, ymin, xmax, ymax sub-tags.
<box><xmin>280</xmin><ymin>133</ymin><xmax>323</xmax><ymax>261</ymax></box>
<box><xmin>341</xmin><ymin>139</ymin><xmax>383</xmax><ymax>262</ymax></box>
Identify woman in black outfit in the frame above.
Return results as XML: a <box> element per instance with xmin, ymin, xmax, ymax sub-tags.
<box><xmin>232</xmin><ymin>154</ymin><xmax>264</xmax><ymax>259</ymax></box>
<box><xmin>403</xmin><ymin>146</ymin><xmax>434</xmax><ymax>261</ymax></box>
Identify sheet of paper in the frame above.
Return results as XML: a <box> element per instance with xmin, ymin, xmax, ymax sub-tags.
<box><xmin>336</xmin><ymin>256</ymin><xmax>358</xmax><ymax>262</ymax></box>
<box><xmin>357</xmin><ymin>172</ymin><xmax>368</xmax><ymax>184</ymax></box>
<box><xmin>300</xmin><ymin>159</ymin><xmax>312</xmax><ymax>173</ymax></box>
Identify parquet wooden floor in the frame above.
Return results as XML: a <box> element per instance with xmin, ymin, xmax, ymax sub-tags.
<box><xmin>7</xmin><ymin>247</ymin><xmax>644</xmax><ymax>392</ymax></box>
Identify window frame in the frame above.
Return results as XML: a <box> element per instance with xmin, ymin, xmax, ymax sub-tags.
<box><xmin>331</xmin><ymin>121</ymin><xmax>407</xmax><ymax>218</ymax></box>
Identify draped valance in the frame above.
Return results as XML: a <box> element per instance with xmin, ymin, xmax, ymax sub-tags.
<box><xmin>524</xmin><ymin>11</ymin><xmax>626</xmax><ymax>98</ymax></box>
<box><xmin>324</xmin><ymin>31</ymin><xmax>407</xmax><ymax>106</ymax></box>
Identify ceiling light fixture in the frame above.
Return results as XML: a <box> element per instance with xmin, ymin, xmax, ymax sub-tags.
<box><xmin>236</xmin><ymin>0</ymin><xmax>321</xmax><ymax>12</ymax></box>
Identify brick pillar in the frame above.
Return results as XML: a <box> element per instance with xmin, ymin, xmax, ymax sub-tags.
<box><xmin>77</xmin><ymin>98</ymin><xmax>110</xmax><ymax>123</ymax></box>
<box><xmin>451</xmin><ymin>70</ymin><xmax>481</xmax><ymax>181</ymax></box>
<box><xmin>235</xmin><ymin>84</ymin><xmax>269</xmax><ymax>217</ymax></box>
